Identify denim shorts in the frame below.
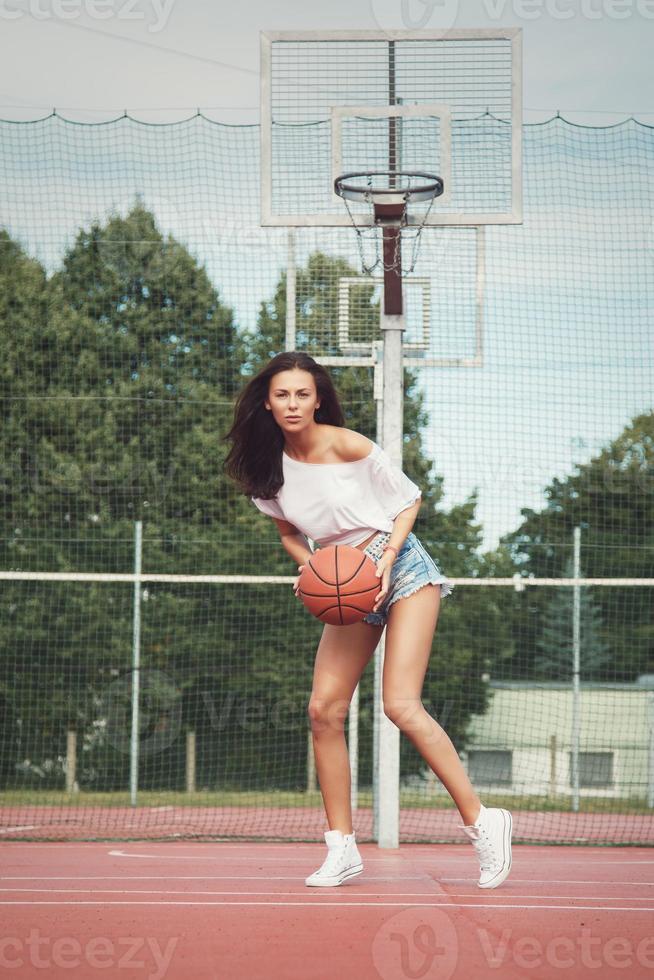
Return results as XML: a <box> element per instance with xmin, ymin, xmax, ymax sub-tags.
<box><xmin>361</xmin><ymin>531</ymin><xmax>454</xmax><ymax>627</ymax></box>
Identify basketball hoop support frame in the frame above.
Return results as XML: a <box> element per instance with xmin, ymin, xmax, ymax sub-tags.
<box><xmin>382</xmin><ymin>217</ymin><xmax>403</xmax><ymax>316</ymax></box>
<box><xmin>267</xmin><ymin>27</ymin><xmax>523</xmax><ymax>852</ymax></box>
<box><xmin>333</xmin><ymin>180</ymin><xmax>444</xmax><ymax>316</ymax></box>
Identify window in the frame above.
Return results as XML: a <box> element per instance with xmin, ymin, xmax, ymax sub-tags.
<box><xmin>569</xmin><ymin>751</ymin><xmax>614</xmax><ymax>789</ymax></box>
<box><xmin>468</xmin><ymin>750</ymin><xmax>512</xmax><ymax>786</ymax></box>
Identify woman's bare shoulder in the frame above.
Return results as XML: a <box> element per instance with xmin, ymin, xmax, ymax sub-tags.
<box><xmin>334</xmin><ymin>428</ymin><xmax>375</xmax><ymax>462</ymax></box>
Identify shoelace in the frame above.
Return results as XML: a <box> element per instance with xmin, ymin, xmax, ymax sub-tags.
<box><xmin>472</xmin><ymin>830</ymin><xmax>499</xmax><ymax>872</ymax></box>
<box><xmin>317</xmin><ymin>845</ymin><xmax>350</xmax><ymax>876</ymax></box>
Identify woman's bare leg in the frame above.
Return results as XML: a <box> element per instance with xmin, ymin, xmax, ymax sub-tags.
<box><xmin>383</xmin><ymin>585</ymin><xmax>482</xmax><ymax>826</ymax></box>
<box><xmin>308</xmin><ymin>619</ymin><xmax>385</xmax><ymax>834</ymax></box>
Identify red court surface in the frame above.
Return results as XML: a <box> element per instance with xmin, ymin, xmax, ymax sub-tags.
<box><xmin>1</xmin><ymin>842</ymin><xmax>654</xmax><ymax>979</ymax></box>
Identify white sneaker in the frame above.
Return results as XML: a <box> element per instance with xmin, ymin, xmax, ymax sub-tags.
<box><xmin>305</xmin><ymin>830</ymin><xmax>363</xmax><ymax>887</ymax></box>
<box><xmin>459</xmin><ymin>804</ymin><xmax>513</xmax><ymax>889</ymax></box>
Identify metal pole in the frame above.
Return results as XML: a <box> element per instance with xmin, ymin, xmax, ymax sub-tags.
<box><xmin>350</xmin><ymin>357</ymin><xmax>386</xmax><ymax>823</ymax></box>
<box><xmin>130</xmin><ymin>520</ymin><xmax>143</xmax><ymax>807</ymax></box>
<box><xmin>66</xmin><ymin>730</ymin><xmax>77</xmax><ymax>794</ymax></box>
<box><xmin>571</xmin><ymin>526</ymin><xmax>581</xmax><ymax>812</ymax></box>
<box><xmin>549</xmin><ymin>733</ymin><xmax>557</xmax><ymax>800</ymax></box>
<box><xmin>377</xmin><ymin>313</ymin><xmax>404</xmax><ymax>850</ymax></box>
<box><xmin>349</xmin><ymin>682</ymin><xmax>360</xmax><ymax>816</ymax></box>
<box><xmin>372</xmin><ymin>354</ymin><xmax>384</xmax><ymax>841</ymax></box>
<box><xmin>186</xmin><ymin>731</ymin><xmax>196</xmax><ymax>795</ymax></box>
<box><xmin>383</xmin><ymin>38</ymin><xmax>402</xmax><ymax>316</ymax></box>
<box><xmin>372</xmin><ymin>634</ymin><xmax>383</xmax><ymax>839</ymax></box>
<box><xmin>388</xmin><ymin>40</ymin><xmax>396</xmax><ymax>175</ymax></box>
<box><xmin>375</xmin><ymin>37</ymin><xmax>404</xmax><ymax>850</ymax></box>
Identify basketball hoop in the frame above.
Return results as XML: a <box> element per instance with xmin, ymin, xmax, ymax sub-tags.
<box><xmin>335</xmin><ymin>171</ymin><xmax>444</xmax><ymax>213</ymax></box>
<box><xmin>334</xmin><ymin>170</ymin><xmax>444</xmax><ymax>275</ymax></box>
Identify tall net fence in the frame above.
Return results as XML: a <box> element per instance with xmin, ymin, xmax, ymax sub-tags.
<box><xmin>0</xmin><ymin>113</ymin><xmax>652</xmax><ymax>843</ymax></box>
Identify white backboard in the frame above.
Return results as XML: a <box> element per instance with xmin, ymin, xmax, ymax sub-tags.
<box><xmin>261</xmin><ymin>29</ymin><xmax>522</xmax><ymax>228</ymax></box>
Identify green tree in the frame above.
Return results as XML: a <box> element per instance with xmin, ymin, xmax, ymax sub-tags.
<box><xmin>502</xmin><ymin>412</ymin><xmax>654</xmax><ymax>681</ymax></box>
<box><xmin>0</xmin><ymin>211</ymin><xmax>250</xmax><ymax>789</ymax></box>
<box><xmin>534</xmin><ymin>558</ymin><xmax>611</xmax><ymax>681</ymax></box>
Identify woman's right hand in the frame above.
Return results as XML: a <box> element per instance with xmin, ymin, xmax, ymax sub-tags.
<box><xmin>292</xmin><ymin>565</ymin><xmax>305</xmax><ymax>598</ymax></box>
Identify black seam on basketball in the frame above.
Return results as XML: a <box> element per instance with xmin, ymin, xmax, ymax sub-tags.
<box><xmin>334</xmin><ymin>584</ymin><xmax>378</xmax><ymax>597</ymax></box>
<box><xmin>335</xmin><ymin>553</ymin><xmax>369</xmax><ymax>586</ymax></box>
<box><xmin>335</xmin><ymin>547</ymin><xmax>343</xmax><ymax>624</ymax></box>
<box><xmin>299</xmin><ymin>585</ymin><xmax>378</xmax><ymax>598</ymax></box>
<box><xmin>306</xmin><ymin>557</ymin><xmax>335</xmax><ymax>586</ymax></box>
<box><xmin>307</xmin><ymin>603</ymin><xmax>377</xmax><ymax>614</ymax></box>
<box><xmin>306</xmin><ymin>551</ymin><xmax>372</xmax><ymax>587</ymax></box>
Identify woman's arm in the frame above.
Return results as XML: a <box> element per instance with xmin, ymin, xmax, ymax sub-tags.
<box><xmin>281</xmin><ymin>532</ymin><xmax>314</xmax><ymax>566</ymax></box>
<box><xmin>272</xmin><ymin>517</ymin><xmax>314</xmax><ymax>565</ymax></box>
<box><xmin>384</xmin><ymin>497</ymin><xmax>422</xmax><ymax>556</ymax></box>
<box><xmin>270</xmin><ymin>518</ymin><xmax>313</xmax><ymax>600</ymax></box>
<box><xmin>368</xmin><ymin>497</ymin><xmax>421</xmax><ymax>612</ymax></box>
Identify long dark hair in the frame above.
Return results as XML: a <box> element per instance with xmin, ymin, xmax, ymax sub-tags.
<box><xmin>223</xmin><ymin>352</ymin><xmax>345</xmax><ymax>499</ymax></box>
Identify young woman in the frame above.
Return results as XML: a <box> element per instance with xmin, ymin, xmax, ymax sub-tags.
<box><xmin>224</xmin><ymin>351</ymin><xmax>512</xmax><ymax>890</ymax></box>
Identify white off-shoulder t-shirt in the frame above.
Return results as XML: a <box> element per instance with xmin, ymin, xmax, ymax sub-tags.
<box><xmin>251</xmin><ymin>439</ymin><xmax>421</xmax><ymax>548</ymax></box>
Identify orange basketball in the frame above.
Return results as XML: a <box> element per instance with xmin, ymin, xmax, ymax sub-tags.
<box><xmin>298</xmin><ymin>544</ymin><xmax>380</xmax><ymax>625</ymax></box>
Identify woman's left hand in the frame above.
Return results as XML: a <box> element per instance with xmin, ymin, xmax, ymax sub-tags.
<box><xmin>372</xmin><ymin>552</ymin><xmax>395</xmax><ymax>612</ymax></box>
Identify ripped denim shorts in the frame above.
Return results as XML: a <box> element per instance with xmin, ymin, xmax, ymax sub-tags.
<box><xmin>361</xmin><ymin>531</ymin><xmax>454</xmax><ymax>627</ymax></box>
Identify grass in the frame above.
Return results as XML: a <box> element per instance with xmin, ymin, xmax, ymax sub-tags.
<box><xmin>0</xmin><ymin>789</ymin><xmax>651</xmax><ymax>814</ymax></box>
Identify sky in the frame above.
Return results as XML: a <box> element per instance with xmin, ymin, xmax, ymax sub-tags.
<box><xmin>0</xmin><ymin>0</ymin><xmax>652</xmax><ymax>553</ymax></box>
<box><xmin>0</xmin><ymin>0</ymin><xmax>653</xmax><ymax>125</ymax></box>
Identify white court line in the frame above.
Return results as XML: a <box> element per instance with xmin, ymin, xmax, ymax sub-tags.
<box><xmin>0</xmin><ymin>874</ymin><xmax>424</xmax><ymax>882</ymax></box>
<box><xmin>1</xmin><ymin>887</ymin><xmax>653</xmax><ymax>902</ymax></box>
<box><xmin>107</xmin><ymin>849</ymin><xmax>421</xmax><ymax>863</ymax></box>
<box><xmin>2</xmin><ymin>842</ymin><xmax>653</xmax><ymax>858</ymax></box>
<box><xmin>0</xmin><ymin>875</ymin><xmax>425</xmax><ymax>882</ymax></box>
<box><xmin>3</xmin><ymin>875</ymin><xmax>652</xmax><ymax>887</ymax></box>
<box><xmin>105</xmin><ymin>849</ymin><xmax>654</xmax><ymax>865</ymax></box>
<box><xmin>441</xmin><ymin>879</ymin><xmax>654</xmax><ymax>887</ymax></box>
<box><xmin>2</xmin><ymin>842</ymin><xmax>368</xmax><ymax>848</ymax></box>
<box><xmin>0</xmin><ymin>826</ymin><xmax>40</xmax><ymax>834</ymax></box>
<box><xmin>1</xmin><ymin>900</ymin><xmax>654</xmax><ymax>912</ymax></box>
